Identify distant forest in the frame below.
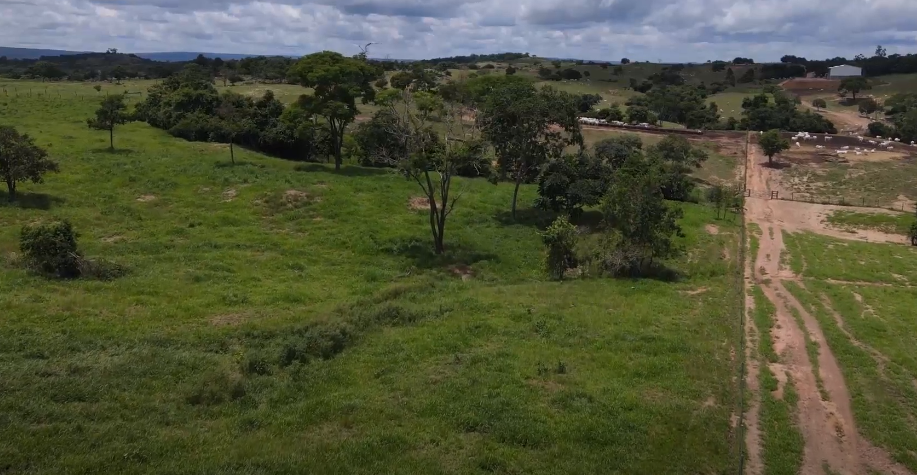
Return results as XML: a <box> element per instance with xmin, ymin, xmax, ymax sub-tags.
<box><xmin>1</xmin><ymin>47</ymin><xmax>916</xmax><ymax>82</ymax></box>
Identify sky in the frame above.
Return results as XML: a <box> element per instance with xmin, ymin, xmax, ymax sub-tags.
<box><xmin>1</xmin><ymin>0</ymin><xmax>916</xmax><ymax>62</ymax></box>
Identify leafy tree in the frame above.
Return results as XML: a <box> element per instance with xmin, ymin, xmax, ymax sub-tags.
<box><xmin>613</xmin><ymin>65</ymin><xmax>624</xmax><ymax>75</ymax></box>
<box><xmin>371</xmin><ymin>86</ymin><xmax>485</xmax><ymax>254</ymax></box>
<box><xmin>910</xmin><ymin>211</ymin><xmax>917</xmax><ymax>247</ymax></box>
<box><xmin>601</xmin><ymin>154</ymin><xmax>683</xmax><ymax>273</ymax></box>
<box><xmin>812</xmin><ymin>98</ymin><xmax>827</xmax><ymax>110</ymax></box>
<box><xmin>838</xmin><ymin>77</ymin><xmax>871</xmax><ymax>100</ymax></box>
<box><xmin>725</xmin><ymin>68</ymin><xmax>736</xmax><ymax>87</ymax></box>
<box><xmin>87</xmin><ymin>94</ymin><xmax>133</xmax><ymax>150</ymax></box>
<box><xmin>561</xmin><ymin>68</ymin><xmax>582</xmax><ymax>80</ymax></box>
<box><xmin>110</xmin><ymin>65</ymin><xmax>128</xmax><ymax>83</ymax></box>
<box><xmin>552</xmin><ymin>60</ymin><xmax>562</xmax><ymax>69</ymax></box>
<box><xmin>711</xmin><ymin>61</ymin><xmax>727</xmax><ymax>72</ymax></box>
<box><xmin>228</xmin><ymin>74</ymin><xmax>243</xmax><ymax>85</ymax></box>
<box><xmin>626</xmin><ymin>105</ymin><xmax>652</xmax><ymax>124</ymax></box>
<box><xmin>505</xmin><ymin>65</ymin><xmax>517</xmax><ymax>75</ymax></box>
<box><xmin>478</xmin><ymin>83</ymin><xmax>583</xmax><ymax>219</ymax></box>
<box><xmin>541</xmin><ymin>215</ymin><xmax>578</xmax><ymax>280</ymax></box>
<box><xmin>875</xmin><ymin>45</ymin><xmax>887</xmax><ymax>58</ymax></box>
<box><xmin>858</xmin><ymin>97</ymin><xmax>880</xmax><ymax>115</ymax></box>
<box><xmin>867</xmin><ymin>121</ymin><xmax>895</xmax><ymax>138</ymax></box>
<box><xmin>287</xmin><ymin>51</ymin><xmax>380</xmax><ymax>171</ymax></box>
<box><xmin>593</xmin><ymin>134</ymin><xmax>642</xmax><ymax>168</ymax></box>
<box><xmin>758</xmin><ymin>129</ymin><xmax>790</xmax><ymax>165</ymax></box>
<box><xmin>536</xmin><ymin>153</ymin><xmax>612</xmax><ymax>217</ymax></box>
<box><xmin>739</xmin><ymin>68</ymin><xmax>756</xmax><ymax>84</ymax></box>
<box><xmin>732</xmin><ymin>57</ymin><xmax>755</xmax><ymax>65</ymax></box>
<box><xmin>646</xmin><ymin>135</ymin><xmax>708</xmax><ymax>201</ymax></box>
<box><xmin>0</xmin><ymin>126</ymin><xmax>59</xmax><ymax>201</ymax></box>
<box><xmin>620</xmin><ymin>58</ymin><xmax>631</xmax><ymax>65</ymax></box>
<box><xmin>93</xmin><ymin>85</ymin><xmax>102</xmax><ymax>93</ymax></box>
<box><xmin>389</xmin><ymin>71</ymin><xmax>414</xmax><ymax>90</ymax></box>
<box><xmin>583</xmin><ymin>70</ymin><xmax>591</xmax><ymax>78</ymax></box>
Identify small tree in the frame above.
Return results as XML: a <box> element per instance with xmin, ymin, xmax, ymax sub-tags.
<box><xmin>706</xmin><ymin>185</ymin><xmax>726</xmax><ymax>219</ymax></box>
<box><xmin>725</xmin><ymin>68</ymin><xmax>736</xmax><ymax>87</ymax></box>
<box><xmin>541</xmin><ymin>215</ymin><xmax>578</xmax><ymax>280</ymax></box>
<box><xmin>620</xmin><ymin>58</ymin><xmax>631</xmax><ymax>65</ymax></box>
<box><xmin>858</xmin><ymin>98</ymin><xmax>879</xmax><ymax>115</ymax></box>
<box><xmin>93</xmin><ymin>85</ymin><xmax>102</xmax><ymax>93</ymax></box>
<box><xmin>602</xmin><ymin>154</ymin><xmax>683</xmax><ymax>273</ymax></box>
<box><xmin>87</xmin><ymin>94</ymin><xmax>132</xmax><ymax>150</ymax></box>
<box><xmin>758</xmin><ymin>129</ymin><xmax>790</xmax><ymax>165</ymax></box>
<box><xmin>20</xmin><ymin>220</ymin><xmax>81</xmax><ymax>278</ymax></box>
<box><xmin>838</xmin><ymin>77</ymin><xmax>871</xmax><ymax>101</ymax></box>
<box><xmin>216</xmin><ymin>99</ymin><xmax>246</xmax><ymax>165</ymax></box>
<box><xmin>812</xmin><ymin>98</ymin><xmax>827</xmax><ymax>111</ymax></box>
<box><xmin>372</xmin><ymin>87</ymin><xmax>485</xmax><ymax>254</ymax></box>
<box><xmin>908</xmin><ymin>205</ymin><xmax>917</xmax><ymax>246</ymax></box>
<box><xmin>0</xmin><ymin>126</ymin><xmax>59</xmax><ymax>201</ymax></box>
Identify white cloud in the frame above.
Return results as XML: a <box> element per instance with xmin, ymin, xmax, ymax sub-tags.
<box><xmin>0</xmin><ymin>0</ymin><xmax>915</xmax><ymax>61</ymax></box>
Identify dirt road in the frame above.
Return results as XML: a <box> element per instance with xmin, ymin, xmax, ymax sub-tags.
<box><xmin>742</xmin><ymin>136</ymin><xmax>913</xmax><ymax>475</ymax></box>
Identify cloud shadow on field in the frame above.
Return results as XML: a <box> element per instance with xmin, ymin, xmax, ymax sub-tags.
<box><xmin>0</xmin><ymin>191</ymin><xmax>65</xmax><ymax>210</ymax></box>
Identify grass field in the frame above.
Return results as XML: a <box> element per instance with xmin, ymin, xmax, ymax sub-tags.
<box><xmin>774</xmin><ymin>227</ymin><xmax>917</xmax><ymax>472</ymax></box>
<box><xmin>781</xmin><ymin>156</ymin><xmax>917</xmax><ymax>210</ymax></box>
<box><xmin>825</xmin><ymin>210</ymin><xmax>914</xmax><ymax>236</ymax></box>
<box><xmin>0</xmin><ymin>81</ymin><xmax>745</xmax><ymax>472</ymax></box>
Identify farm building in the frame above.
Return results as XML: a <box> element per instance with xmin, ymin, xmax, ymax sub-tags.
<box><xmin>828</xmin><ymin>64</ymin><xmax>862</xmax><ymax>79</ymax></box>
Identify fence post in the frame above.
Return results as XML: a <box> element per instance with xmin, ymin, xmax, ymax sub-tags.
<box><xmin>770</xmin><ymin>191</ymin><xmax>779</xmax><ymax>200</ymax></box>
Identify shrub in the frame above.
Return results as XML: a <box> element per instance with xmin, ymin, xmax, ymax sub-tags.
<box><xmin>867</xmin><ymin>121</ymin><xmax>894</xmax><ymax>138</ymax></box>
<box><xmin>20</xmin><ymin>221</ymin><xmax>81</xmax><ymax>278</ymax></box>
<box><xmin>279</xmin><ymin>321</ymin><xmax>354</xmax><ymax>366</ymax></box>
<box><xmin>541</xmin><ymin>215</ymin><xmax>578</xmax><ymax>280</ymax></box>
<box><xmin>185</xmin><ymin>370</ymin><xmax>246</xmax><ymax>406</ymax></box>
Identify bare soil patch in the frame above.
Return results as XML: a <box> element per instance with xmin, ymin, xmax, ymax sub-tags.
<box><xmin>136</xmin><ymin>194</ymin><xmax>157</xmax><ymax>202</ymax></box>
<box><xmin>705</xmin><ymin>224</ymin><xmax>720</xmax><ymax>235</ymax></box>
<box><xmin>408</xmin><ymin>196</ymin><xmax>430</xmax><ymax>211</ymax></box>
<box><xmin>222</xmin><ymin>189</ymin><xmax>237</xmax><ymax>202</ymax></box>
<box><xmin>449</xmin><ymin>264</ymin><xmax>474</xmax><ymax>281</ymax></box>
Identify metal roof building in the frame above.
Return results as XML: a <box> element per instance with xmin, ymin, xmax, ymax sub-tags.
<box><xmin>828</xmin><ymin>64</ymin><xmax>862</xmax><ymax>79</ymax></box>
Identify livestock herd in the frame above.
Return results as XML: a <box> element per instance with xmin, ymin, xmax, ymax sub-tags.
<box><xmin>787</xmin><ymin>131</ymin><xmax>916</xmax><ymax>157</ymax></box>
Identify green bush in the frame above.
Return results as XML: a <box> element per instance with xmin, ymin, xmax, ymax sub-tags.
<box><xmin>19</xmin><ymin>220</ymin><xmax>81</xmax><ymax>278</ymax></box>
<box><xmin>541</xmin><ymin>216</ymin><xmax>578</xmax><ymax>280</ymax></box>
<box><xmin>280</xmin><ymin>321</ymin><xmax>354</xmax><ymax>366</ymax></box>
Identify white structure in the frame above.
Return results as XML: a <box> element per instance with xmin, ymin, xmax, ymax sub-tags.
<box><xmin>828</xmin><ymin>64</ymin><xmax>863</xmax><ymax>79</ymax></box>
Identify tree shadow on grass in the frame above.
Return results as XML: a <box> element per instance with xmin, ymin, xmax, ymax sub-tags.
<box><xmin>90</xmin><ymin>148</ymin><xmax>135</xmax><ymax>156</ymax></box>
<box><xmin>0</xmin><ymin>191</ymin><xmax>65</xmax><ymax>210</ymax></box>
<box><xmin>293</xmin><ymin>163</ymin><xmax>393</xmax><ymax>177</ymax></box>
<box><xmin>385</xmin><ymin>238</ymin><xmax>499</xmax><ymax>271</ymax></box>
<box><xmin>493</xmin><ymin>208</ymin><xmax>604</xmax><ymax>231</ymax></box>
<box><xmin>214</xmin><ymin>161</ymin><xmax>265</xmax><ymax>169</ymax></box>
<box><xmin>761</xmin><ymin>160</ymin><xmax>792</xmax><ymax>170</ymax></box>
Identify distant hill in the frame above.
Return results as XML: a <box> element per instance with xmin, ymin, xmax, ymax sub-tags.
<box><xmin>0</xmin><ymin>46</ymin><xmax>277</xmax><ymax>62</ymax></box>
<box><xmin>134</xmin><ymin>52</ymin><xmax>267</xmax><ymax>62</ymax></box>
<box><xmin>0</xmin><ymin>46</ymin><xmax>88</xmax><ymax>59</ymax></box>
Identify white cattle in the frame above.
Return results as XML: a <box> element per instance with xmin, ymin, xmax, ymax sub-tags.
<box><xmin>795</xmin><ymin>142</ymin><xmax>801</xmax><ymax>148</ymax></box>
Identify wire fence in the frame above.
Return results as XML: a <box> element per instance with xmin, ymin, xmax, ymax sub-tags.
<box><xmin>735</xmin><ymin>131</ymin><xmax>750</xmax><ymax>475</ymax></box>
<box><xmin>743</xmin><ymin>188</ymin><xmax>915</xmax><ymax>213</ymax></box>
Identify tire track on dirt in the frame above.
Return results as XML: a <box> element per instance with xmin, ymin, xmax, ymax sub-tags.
<box><xmin>743</xmin><ymin>136</ymin><xmax>895</xmax><ymax>475</ymax></box>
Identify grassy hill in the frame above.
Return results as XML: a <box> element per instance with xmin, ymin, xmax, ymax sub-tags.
<box><xmin>0</xmin><ymin>81</ymin><xmax>743</xmax><ymax>473</ymax></box>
